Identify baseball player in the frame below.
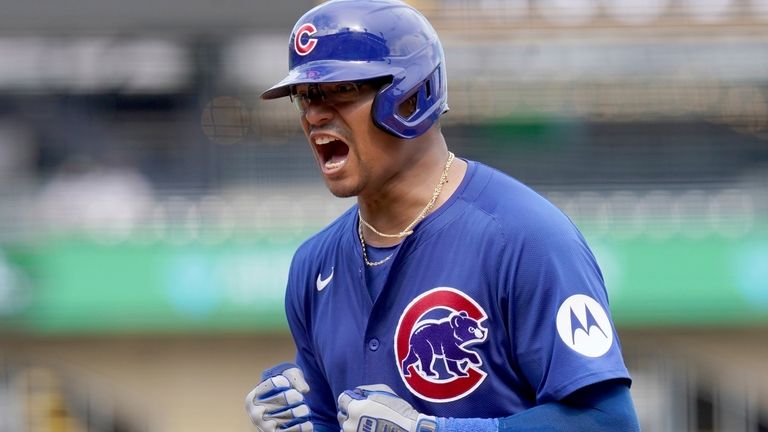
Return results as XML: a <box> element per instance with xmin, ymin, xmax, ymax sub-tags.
<box><xmin>245</xmin><ymin>1</ymin><xmax>641</xmax><ymax>431</ymax></box>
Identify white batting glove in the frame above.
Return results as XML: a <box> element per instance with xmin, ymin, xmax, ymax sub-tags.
<box><xmin>337</xmin><ymin>384</ymin><xmax>438</xmax><ymax>432</ymax></box>
<box><xmin>245</xmin><ymin>362</ymin><xmax>313</xmax><ymax>432</ymax></box>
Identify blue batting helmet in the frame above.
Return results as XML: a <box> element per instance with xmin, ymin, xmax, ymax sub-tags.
<box><xmin>260</xmin><ymin>0</ymin><xmax>448</xmax><ymax>139</ymax></box>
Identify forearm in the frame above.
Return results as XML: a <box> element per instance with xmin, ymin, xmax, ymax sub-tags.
<box><xmin>441</xmin><ymin>381</ymin><xmax>639</xmax><ymax>432</ymax></box>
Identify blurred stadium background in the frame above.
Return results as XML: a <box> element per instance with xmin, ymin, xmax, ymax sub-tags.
<box><xmin>0</xmin><ymin>0</ymin><xmax>767</xmax><ymax>431</ymax></box>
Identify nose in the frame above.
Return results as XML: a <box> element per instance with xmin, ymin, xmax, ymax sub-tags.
<box><xmin>303</xmin><ymin>100</ymin><xmax>334</xmax><ymax>127</ymax></box>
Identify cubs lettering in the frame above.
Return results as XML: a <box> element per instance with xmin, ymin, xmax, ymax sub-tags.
<box><xmin>394</xmin><ymin>287</ymin><xmax>488</xmax><ymax>403</ymax></box>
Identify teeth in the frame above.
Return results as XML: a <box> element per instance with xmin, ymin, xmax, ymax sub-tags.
<box><xmin>325</xmin><ymin>159</ymin><xmax>346</xmax><ymax>169</ymax></box>
<box><xmin>314</xmin><ymin>135</ymin><xmax>335</xmax><ymax>145</ymax></box>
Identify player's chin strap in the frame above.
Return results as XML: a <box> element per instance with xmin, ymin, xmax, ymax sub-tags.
<box><xmin>337</xmin><ymin>385</ymin><xmax>438</xmax><ymax>432</ymax></box>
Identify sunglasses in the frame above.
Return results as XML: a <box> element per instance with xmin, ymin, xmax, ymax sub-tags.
<box><xmin>288</xmin><ymin>79</ymin><xmax>388</xmax><ymax>113</ymax></box>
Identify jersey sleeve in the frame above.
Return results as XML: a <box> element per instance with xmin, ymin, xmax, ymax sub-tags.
<box><xmin>284</xmin><ymin>252</ymin><xmax>339</xmax><ymax>430</ymax></box>
<box><xmin>510</xmin><ymin>218</ymin><xmax>631</xmax><ymax>404</ymax></box>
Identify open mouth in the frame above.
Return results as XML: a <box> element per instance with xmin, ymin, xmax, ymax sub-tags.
<box><xmin>314</xmin><ymin>135</ymin><xmax>350</xmax><ymax>171</ymax></box>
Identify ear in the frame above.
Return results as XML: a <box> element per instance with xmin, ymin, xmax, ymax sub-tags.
<box><xmin>450</xmin><ymin>313</ymin><xmax>462</xmax><ymax>329</ymax></box>
<box><xmin>459</xmin><ymin>311</ymin><xmax>468</xmax><ymax>318</ymax></box>
<box><xmin>397</xmin><ymin>93</ymin><xmax>417</xmax><ymax>119</ymax></box>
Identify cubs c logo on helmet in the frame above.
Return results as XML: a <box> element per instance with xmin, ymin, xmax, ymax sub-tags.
<box><xmin>394</xmin><ymin>287</ymin><xmax>488</xmax><ymax>403</ymax></box>
<box><xmin>294</xmin><ymin>23</ymin><xmax>318</xmax><ymax>56</ymax></box>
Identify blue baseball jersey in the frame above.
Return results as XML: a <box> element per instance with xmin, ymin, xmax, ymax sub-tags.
<box><xmin>285</xmin><ymin>160</ymin><xmax>631</xmax><ymax>430</ymax></box>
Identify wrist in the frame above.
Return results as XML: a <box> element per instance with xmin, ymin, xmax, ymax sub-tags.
<box><xmin>440</xmin><ymin>416</ymin><xmax>498</xmax><ymax>432</ymax></box>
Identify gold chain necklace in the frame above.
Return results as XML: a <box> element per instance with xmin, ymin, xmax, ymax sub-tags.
<box><xmin>358</xmin><ymin>152</ymin><xmax>455</xmax><ymax>239</ymax></box>
<box><xmin>358</xmin><ymin>152</ymin><xmax>455</xmax><ymax>267</ymax></box>
<box><xmin>358</xmin><ymin>217</ymin><xmax>393</xmax><ymax>266</ymax></box>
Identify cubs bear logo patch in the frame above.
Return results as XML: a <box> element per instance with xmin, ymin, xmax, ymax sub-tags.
<box><xmin>394</xmin><ymin>287</ymin><xmax>488</xmax><ymax>403</ymax></box>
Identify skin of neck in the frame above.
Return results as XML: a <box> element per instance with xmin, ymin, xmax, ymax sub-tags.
<box><xmin>357</xmin><ymin>126</ymin><xmax>467</xmax><ymax>247</ymax></box>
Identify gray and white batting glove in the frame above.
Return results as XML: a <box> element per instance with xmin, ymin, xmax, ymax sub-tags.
<box><xmin>337</xmin><ymin>384</ymin><xmax>438</xmax><ymax>432</ymax></box>
<box><xmin>245</xmin><ymin>362</ymin><xmax>313</xmax><ymax>432</ymax></box>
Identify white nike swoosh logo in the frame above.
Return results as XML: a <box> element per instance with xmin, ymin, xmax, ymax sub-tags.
<box><xmin>316</xmin><ymin>267</ymin><xmax>334</xmax><ymax>292</ymax></box>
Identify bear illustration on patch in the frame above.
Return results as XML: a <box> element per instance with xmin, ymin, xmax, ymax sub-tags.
<box><xmin>394</xmin><ymin>287</ymin><xmax>489</xmax><ymax>403</ymax></box>
<box><xmin>402</xmin><ymin>311</ymin><xmax>485</xmax><ymax>378</ymax></box>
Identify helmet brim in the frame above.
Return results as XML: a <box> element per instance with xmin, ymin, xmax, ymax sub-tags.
<box><xmin>260</xmin><ymin>60</ymin><xmax>397</xmax><ymax>100</ymax></box>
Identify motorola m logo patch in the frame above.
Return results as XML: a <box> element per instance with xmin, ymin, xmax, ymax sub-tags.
<box><xmin>556</xmin><ymin>294</ymin><xmax>613</xmax><ymax>358</ymax></box>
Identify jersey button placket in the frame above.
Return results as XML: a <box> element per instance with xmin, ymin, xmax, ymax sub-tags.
<box><xmin>368</xmin><ymin>338</ymin><xmax>380</xmax><ymax>351</ymax></box>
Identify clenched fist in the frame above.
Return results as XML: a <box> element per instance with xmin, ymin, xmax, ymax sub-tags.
<box><xmin>245</xmin><ymin>362</ymin><xmax>313</xmax><ymax>432</ymax></box>
<box><xmin>337</xmin><ymin>384</ymin><xmax>437</xmax><ymax>432</ymax></box>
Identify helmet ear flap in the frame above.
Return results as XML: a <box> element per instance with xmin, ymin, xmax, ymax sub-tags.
<box><xmin>398</xmin><ymin>74</ymin><xmax>434</xmax><ymax>121</ymax></box>
<box><xmin>373</xmin><ymin>64</ymin><xmax>447</xmax><ymax>139</ymax></box>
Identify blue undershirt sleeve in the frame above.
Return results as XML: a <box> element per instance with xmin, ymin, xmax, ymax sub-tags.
<box><xmin>440</xmin><ymin>380</ymin><xmax>640</xmax><ymax>432</ymax></box>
